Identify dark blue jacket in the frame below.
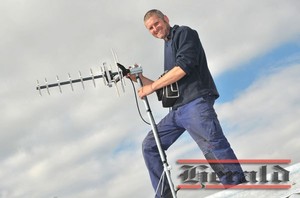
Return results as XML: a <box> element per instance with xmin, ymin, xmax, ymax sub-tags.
<box><xmin>164</xmin><ymin>25</ymin><xmax>219</xmax><ymax>109</ymax></box>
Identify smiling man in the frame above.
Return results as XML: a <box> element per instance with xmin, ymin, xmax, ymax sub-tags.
<box><xmin>135</xmin><ymin>9</ymin><xmax>246</xmax><ymax>198</ymax></box>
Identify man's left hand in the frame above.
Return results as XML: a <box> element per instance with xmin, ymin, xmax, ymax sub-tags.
<box><xmin>138</xmin><ymin>84</ymin><xmax>154</xmax><ymax>99</ymax></box>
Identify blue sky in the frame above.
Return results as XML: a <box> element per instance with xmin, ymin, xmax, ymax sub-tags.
<box><xmin>216</xmin><ymin>41</ymin><xmax>300</xmax><ymax>103</ymax></box>
<box><xmin>0</xmin><ymin>1</ymin><xmax>300</xmax><ymax>198</ymax></box>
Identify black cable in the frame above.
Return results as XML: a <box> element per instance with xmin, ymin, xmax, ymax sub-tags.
<box><xmin>129</xmin><ymin>78</ymin><xmax>150</xmax><ymax>125</ymax></box>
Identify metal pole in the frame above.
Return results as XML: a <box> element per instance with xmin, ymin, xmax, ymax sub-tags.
<box><xmin>135</xmin><ymin>74</ymin><xmax>177</xmax><ymax>198</ymax></box>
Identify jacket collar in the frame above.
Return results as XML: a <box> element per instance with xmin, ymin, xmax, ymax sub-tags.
<box><xmin>166</xmin><ymin>25</ymin><xmax>179</xmax><ymax>41</ymax></box>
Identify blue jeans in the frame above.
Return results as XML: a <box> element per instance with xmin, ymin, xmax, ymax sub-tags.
<box><xmin>142</xmin><ymin>95</ymin><xmax>245</xmax><ymax>197</ymax></box>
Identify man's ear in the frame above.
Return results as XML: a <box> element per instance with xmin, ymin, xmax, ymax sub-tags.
<box><xmin>163</xmin><ymin>15</ymin><xmax>169</xmax><ymax>23</ymax></box>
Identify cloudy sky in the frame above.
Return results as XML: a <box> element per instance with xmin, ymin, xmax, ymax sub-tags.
<box><xmin>1</xmin><ymin>0</ymin><xmax>300</xmax><ymax>198</ymax></box>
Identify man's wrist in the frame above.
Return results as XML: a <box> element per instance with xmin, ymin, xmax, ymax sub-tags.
<box><xmin>151</xmin><ymin>82</ymin><xmax>156</xmax><ymax>91</ymax></box>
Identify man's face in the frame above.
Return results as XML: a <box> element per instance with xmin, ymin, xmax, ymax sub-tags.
<box><xmin>144</xmin><ymin>14</ymin><xmax>170</xmax><ymax>40</ymax></box>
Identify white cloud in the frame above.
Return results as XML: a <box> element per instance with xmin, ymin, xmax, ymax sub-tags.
<box><xmin>0</xmin><ymin>0</ymin><xmax>300</xmax><ymax>198</ymax></box>
<box><xmin>216</xmin><ymin>63</ymin><xmax>300</xmax><ymax>162</ymax></box>
<box><xmin>196</xmin><ymin>0</ymin><xmax>300</xmax><ymax>76</ymax></box>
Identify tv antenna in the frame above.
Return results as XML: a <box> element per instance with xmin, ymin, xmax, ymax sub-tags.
<box><xmin>36</xmin><ymin>49</ymin><xmax>126</xmax><ymax>96</ymax></box>
<box><xmin>35</xmin><ymin>50</ymin><xmax>178</xmax><ymax>198</ymax></box>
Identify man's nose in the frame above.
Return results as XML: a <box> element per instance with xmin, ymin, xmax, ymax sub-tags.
<box><xmin>152</xmin><ymin>26</ymin><xmax>158</xmax><ymax>34</ymax></box>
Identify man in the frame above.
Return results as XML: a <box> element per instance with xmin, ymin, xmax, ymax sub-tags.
<box><xmin>135</xmin><ymin>9</ymin><xmax>246</xmax><ymax>197</ymax></box>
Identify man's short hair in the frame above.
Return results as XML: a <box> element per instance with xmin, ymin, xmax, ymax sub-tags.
<box><xmin>144</xmin><ymin>9</ymin><xmax>165</xmax><ymax>22</ymax></box>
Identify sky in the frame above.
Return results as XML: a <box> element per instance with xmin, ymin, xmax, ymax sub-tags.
<box><xmin>0</xmin><ymin>0</ymin><xmax>300</xmax><ymax>198</ymax></box>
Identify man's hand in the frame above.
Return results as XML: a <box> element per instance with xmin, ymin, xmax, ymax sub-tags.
<box><xmin>136</xmin><ymin>66</ymin><xmax>186</xmax><ymax>99</ymax></box>
<box><xmin>138</xmin><ymin>84</ymin><xmax>155</xmax><ymax>98</ymax></box>
<box><xmin>126</xmin><ymin>73</ymin><xmax>138</xmax><ymax>82</ymax></box>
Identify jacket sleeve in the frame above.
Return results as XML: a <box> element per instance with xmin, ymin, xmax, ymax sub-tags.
<box><xmin>174</xmin><ymin>26</ymin><xmax>201</xmax><ymax>75</ymax></box>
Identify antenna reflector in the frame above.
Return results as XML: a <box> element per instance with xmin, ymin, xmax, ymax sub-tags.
<box><xmin>111</xmin><ymin>49</ymin><xmax>126</xmax><ymax>92</ymax></box>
